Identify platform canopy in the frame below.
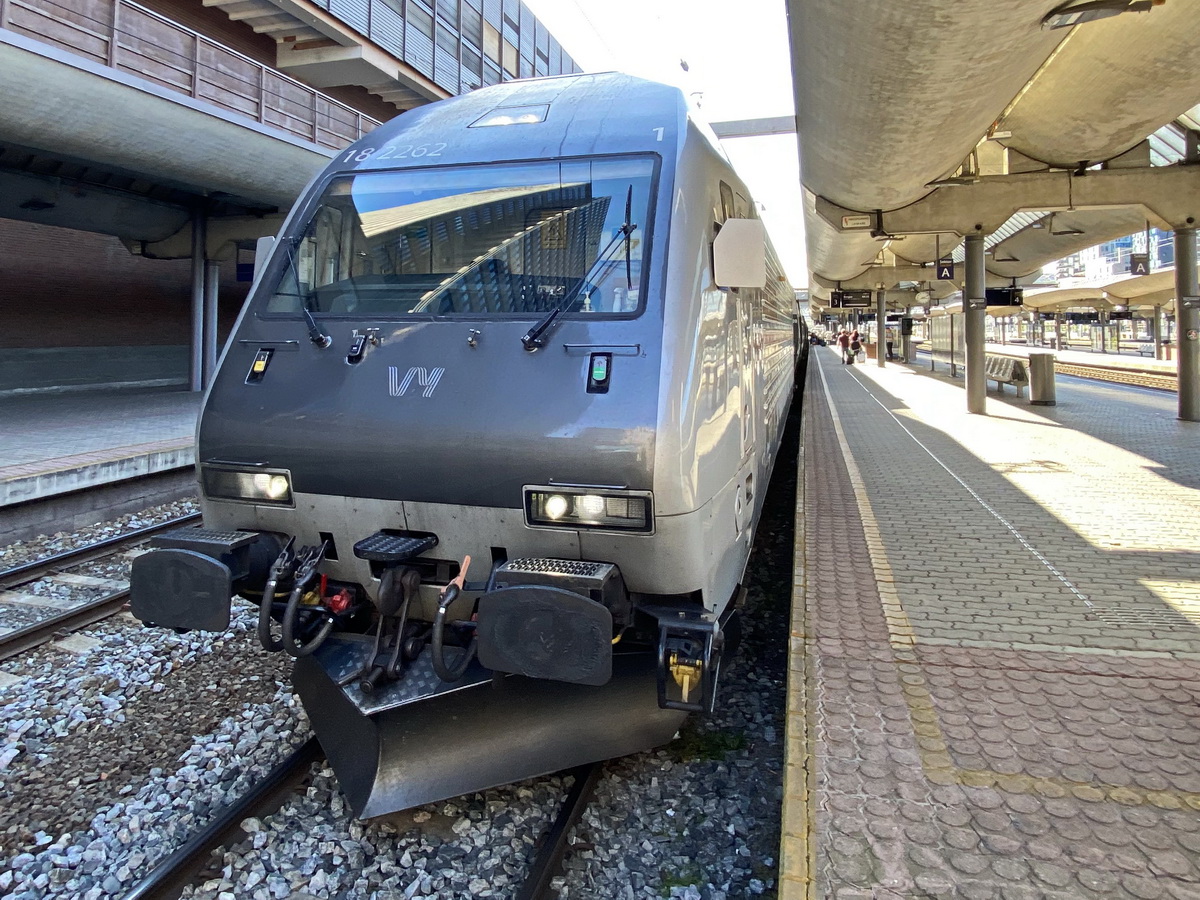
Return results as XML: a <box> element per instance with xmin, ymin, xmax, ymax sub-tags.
<box><xmin>787</xmin><ymin>0</ymin><xmax>1200</xmax><ymax>299</ymax></box>
<box><xmin>1023</xmin><ymin>269</ymin><xmax>1179</xmax><ymax>311</ymax></box>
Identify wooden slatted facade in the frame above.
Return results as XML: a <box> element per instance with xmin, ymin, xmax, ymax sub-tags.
<box><xmin>0</xmin><ymin>0</ymin><xmax>380</xmax><ymax>149</ymax></box>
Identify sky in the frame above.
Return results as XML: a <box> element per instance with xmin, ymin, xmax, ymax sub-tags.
<box><xmin>522</xmin><ymin>0</ymin><xmax>808</xmax><ymax>285</ymax></box>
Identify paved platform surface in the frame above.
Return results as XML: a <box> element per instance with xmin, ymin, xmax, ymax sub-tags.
<box><xmin>0</xmin><ymin>390</ymin><xmax>200</xmax><ymax>505</ymax></box>
<box><xmin>781</xmin><ymin>347</ymin><xmax>1200</xmax><ymax>899</ymax></box>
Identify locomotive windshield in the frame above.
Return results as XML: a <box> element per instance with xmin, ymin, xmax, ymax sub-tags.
<box><xmin>262</xmin><ymin>156</ymin><xmax>655</xmax><ymax>319</ymax></box>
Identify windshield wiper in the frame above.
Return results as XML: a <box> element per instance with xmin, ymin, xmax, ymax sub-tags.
<box><xmin>522</xmin><ymin>188</ymin><xmax>638</xmax><ymax>352</ymax></box>
<box><xmin>304</xmin><ymin>307</ymin><xmax>332</xmax><ymax>349</ymax></box>
<box><xmin>279</xmin><ymin>234</ymin><xmax>332</xmax><ymax>349</ymax></box>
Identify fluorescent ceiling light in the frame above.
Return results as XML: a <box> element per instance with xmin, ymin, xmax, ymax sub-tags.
<box><xmin>925</xmin><ymin>176</ymin><xmax>979</xmax><ymax>188</ymax></box>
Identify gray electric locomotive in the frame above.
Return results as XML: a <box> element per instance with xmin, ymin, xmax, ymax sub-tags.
<box><xmin>132</xmin><ymin>72</ymin><xmax>802</xmax><ymax>817</ymax></box>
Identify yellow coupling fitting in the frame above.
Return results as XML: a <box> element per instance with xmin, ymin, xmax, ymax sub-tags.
<box><xmin>668</xmin><ymin>652</ymin><xmax>704</xmax><ymax>704</ymax></box>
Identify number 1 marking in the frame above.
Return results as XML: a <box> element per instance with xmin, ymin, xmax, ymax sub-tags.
<box><xmin>653</xmin><ymin>127</ymin><xmax>664</xmax><ymax>142</ymax></box>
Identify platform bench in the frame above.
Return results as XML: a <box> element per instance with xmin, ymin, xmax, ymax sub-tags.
<box><xmin>985</xmin><ymin>355</ymin><xmax>1029</xmax><ymax>397</ymax></box>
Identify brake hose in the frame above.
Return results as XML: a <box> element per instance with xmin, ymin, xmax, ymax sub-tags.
<box><xmin>431</xmin><ymin>582</ymin><xmax>478</xmax><ymax>682</ymax></box>
<box><xmin>257</xmin><ymin>571</ymin><xmax>285</xmax><ymax>652</ymax></box>
<box><xmin>280</xmin><ymin>580</ymin><xmax>334</xmax><ymax>658</ymax></box>
<box><xmin>258</xmin><ymin>538</ymin><xmax>296</xmax><ymax>653</ymax></box>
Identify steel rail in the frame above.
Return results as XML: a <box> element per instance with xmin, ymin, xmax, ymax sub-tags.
<box><xmin>516</xmin><ymin>762</ymin><xmax>603</xmax><ymax>900</ymax></box>
<box><xmin>0</xmin><ymin>512</ymin><xmax>201</xmax><ymax>591</ymax></box>
<box><xmin>0</xmin><ymin>589</ymin><xmax>133</xmax><ymax>663</ymax></box>
<box><xmin>1054</xmin><ymin>361</ymin><xmax>1177</xmax><ymax>392</ymax></box>
<box><xmin>0</xmin><ymin>512</ymin><xmax>202</xmax><ymax>661</ymax></box>
<box><xmin>918</xmin><ymin>348</ymin><xmax>1179</xmax><ymax>393</ymax></box>
<box><xmin>117</xmin><ymin>749</ymin><xmax>597</xmax><ymax>900</ymax></box>
<box><xmin>120</xmin><ymin>738</ymin><xmax>323</xmax><ymax>900</ymax></box>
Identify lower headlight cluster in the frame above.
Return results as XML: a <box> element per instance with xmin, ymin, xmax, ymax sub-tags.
<box><xmin>202</xmin><ymin>466</ymin><xmax>294</xmax><ymax>506</ymax></box>
<box><xmin>525</xmin><ymin>487</ymin><xmax>653</xmax><ymax>532</ymax></box>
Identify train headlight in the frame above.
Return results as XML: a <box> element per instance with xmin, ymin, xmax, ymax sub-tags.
<box><xmin>543</xmin><ymin>494</ymin><xmax>570</xmax><ymax>520</ymax></box>
<box><xmin>525</xmin><ymin>487</ymin><xmax>653</xmax><ymax>533</ymax></box>
<box><xmin>202</xmin><ymin>466</ymin><xmax>294</xmax><ymax>506</ymax></box>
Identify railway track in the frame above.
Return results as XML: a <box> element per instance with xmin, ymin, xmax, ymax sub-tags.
<box><xmin>1053</xmin><ymin>360</ymin><xmax>1178</xmax><ymax>392</ymax></box>
<box><xmin>120</xmin><ymin>738</ymin><xmax>324</xmax><ymax>900</ymax></box>
<box><xmin>0</xmin><ymin>512</ymin><xmax>200</xmax><ymax>661</ymax></box>
<box><xmin>921</xmin><ymin>347</ymin><xmax>1178</xmax><ymax>393</ymax></box>
<box><xmin>119</xmin><ymin>747</ymin><xmax>601</xmax><ymax>900</ymax></box>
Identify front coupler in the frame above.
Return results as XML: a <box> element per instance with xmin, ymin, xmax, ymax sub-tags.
<box><xmin>646</xmin><ymin>604</ymin><xmax>725</xmax><ymax>713</ymax></box>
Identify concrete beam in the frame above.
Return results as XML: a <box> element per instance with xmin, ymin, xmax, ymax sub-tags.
<box><xmin>277</xmin><ymin>41</ymin><xmax>447</xmax><ymax>104</ymax></box>
<box><xmin>0</xmin><ymin>35</ymin><xmax>330</xmax><ymax>210</ymax></box>
<box><xmin>130</xmin><ymin>214</ymin><xmax>286</xmax><ymax>260</ymax></box>
<box><xmin>710</xmin><ymin>116</ymin><xmax>796</xmax><ymax>139</ymax></box>
<box><xmin>0</xmin><ymin>169</ymin><xmax>190</xmax><ymax>242</ymax></box>
<box><xmin>815</xmin><ymin>166</ymin><xmax>1200</xmax><ymax>238</ymax></box>
<box><xmin>813</xmin><ymin>266</ymin><xmax>1042</xmax><ymax>292</ymax></box>
<box><xmin>205</xmin><ymin>0</ymin><xmax>358</xmax><ymax>47</ymax></box>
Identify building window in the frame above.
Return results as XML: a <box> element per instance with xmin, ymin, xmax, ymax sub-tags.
<box><xmin>462</xmin><ymin>44</ymin><xmax>481</xmax><ymax>77</ymax></box>
<box><xmin>502</xmin><ymin>38</ymin><xmax>518</xmax><ymax>77</ymax></box>
<box><xmin>483</xmin><ymin>21</ymin><xmax>500</xmax><ymax>64</ymax></box>
<box><xmin>408</xmin><ymin>3</ymin><xmax>433</xmax><ymax>37</ymax></box>
<box><xmin>460</xmin><ymin>2</ymin><xmax>481</xmax><ymax>44</ymax></box>
<box><xmin>436</xmin><ymin>23</ymin><xmax>458</xmax><ymax>55</ymax></box>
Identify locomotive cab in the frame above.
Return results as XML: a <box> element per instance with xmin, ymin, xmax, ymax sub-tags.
<box><xmin>130</xmin><ymin>72</ymin><xmax>795</xmax><ymax>817</ymax></box>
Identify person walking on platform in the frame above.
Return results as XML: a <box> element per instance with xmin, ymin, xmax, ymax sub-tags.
<box><xmin>849</xmin><ymin>329</ymin><xmax>862</xmax><ymax>364</ymax></box>
<box><xmin>836</xmin><ymin>329</ymin><xmax>853</xmax><ymax>364</ymax></box>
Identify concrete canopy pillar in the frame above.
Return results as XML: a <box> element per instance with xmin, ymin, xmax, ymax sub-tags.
<box><xmin>189</xmin><ymin>209</ymin><xmax>206</xmax><ymax>393</ymax></box>
<box><xmin>203</xmin><ymin>260</ymin><xmax>220</xmax><ymax>387</ymax></box>
<box><xmin>964</xmin><ymin>232</ymin><xmax>987</xmax><ymax>414</ymax></box>
<box><xmin>1153</xmin><ymin>306</ymin><xmax>1165</xmax><ymax>360</ymax></box>
<box><xmin>876</xmin><ymin>289</ymin><xmax>886</xmax><ymax>367</ymax></box>
<box><xmin>1176</xmin><ymin>228</ymin><xmax>1199</xmax><ymax>421</ymax></box>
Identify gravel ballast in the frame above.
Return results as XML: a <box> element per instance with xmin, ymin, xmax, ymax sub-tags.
<box><xmin>1</xmin><ymin>386</ymin><xmax>801</xmax><ymax>899</ymax></box>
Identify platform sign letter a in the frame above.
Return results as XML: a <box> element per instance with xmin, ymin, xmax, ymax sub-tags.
<box><xmin>936</xmin><ymin>260</ymin><xmax>955</xmax><ymax>280</ymax></box>
<box><xmin>1129</xmin><ymin>253</ymin><xmax>1150</xmax><ymax>276</ymax></box>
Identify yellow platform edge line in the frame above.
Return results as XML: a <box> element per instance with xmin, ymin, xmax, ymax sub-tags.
<box><xmin>778</xmin><ymin>365</ymin><xmax>813</xmax><ymax>898</ymax></box>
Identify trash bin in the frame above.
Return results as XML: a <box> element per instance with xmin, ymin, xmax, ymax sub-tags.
<box><xmin>1027</xmin><ymin>350</ymin><xmax>1056</xmax><ymax>406</ymax></box>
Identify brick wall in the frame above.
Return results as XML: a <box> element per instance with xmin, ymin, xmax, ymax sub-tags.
<box><xmin>0</xmin><ymin>219</ymin><xmax>247</xmax><ymax>349</ymax></box>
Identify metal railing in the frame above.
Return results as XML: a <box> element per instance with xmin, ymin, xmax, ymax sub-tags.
<box><xmin>0</xmin><ymin>0</ymin><xmax>380</xmax><ymax>149</ymax></box>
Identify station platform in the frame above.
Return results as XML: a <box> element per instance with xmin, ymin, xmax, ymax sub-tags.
<box><xmin>780</xmin><ymin>347</ymin><xmax>1200</xmax><ymax>899</ymax></box>
<box><xmin>0</xmin><ymin>389</ymin><xmax>200</xmax><ymax>540</ymax></box>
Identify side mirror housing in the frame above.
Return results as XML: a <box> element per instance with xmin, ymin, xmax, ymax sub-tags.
<box><xmin>253</xmin><ymin>235</ymin><xmax>276</xmax><ymax>285</ymax></box>
<box><xmin>713</xmin><ymin>218</ymin><xmax>766</xmax><ymax>289</ymax></box>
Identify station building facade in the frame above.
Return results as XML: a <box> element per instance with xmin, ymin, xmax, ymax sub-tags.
<box><xmin>0</xmin><ymin>0</ymin><xmax>577</xmax><ymax>393</ymax></box>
